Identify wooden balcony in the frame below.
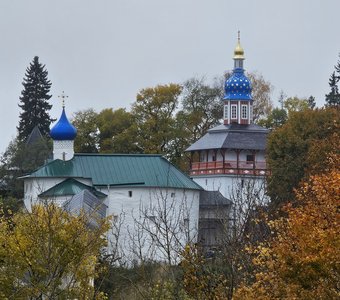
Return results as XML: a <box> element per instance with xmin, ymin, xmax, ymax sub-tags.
<box><xmin>190</xmin><ymin>160</ymin><xmax>270</xmax><ymax>176</ymax></box>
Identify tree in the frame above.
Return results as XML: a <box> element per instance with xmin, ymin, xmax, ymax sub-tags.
<box><xmin>247</xmin><ymin>72</ymin><xmax>273</xmax><ymax>122</ymax></box>
<box><xmin>325</xmin><ymin>71</ymin><xmax>340</xmax><ymax>107</ymax></box>
<box><xmin>131</xmin><ymin>84</ymin><xmax>182</xmax><ymax>160</ymax></box>
<box><xmin>17</xmin><ymin>56</ymin><xmax>54</xmax><ymax>142</ymax></box>
<box><xmin>258</xmin><ymin>95</ymin><xmax>314</xmax><ymax>129</ymax></box>
<box><xmin>0</xmin><ymin>202</ymin><xmax>110</xmax><ymax>299</ymax></box>
<box><xmin>174</xmin><ymin>77</ymin><xmax>223</xmax><ymax>170</ymax></box>
<box><xmin>129</xmin><ymin>190</ymin><xmax>196</xmax><ymax>266</ymax></box>
<box><xmin>179</xmin><ymin>77</ymin><xmax>223</xmax><ymax>142</ymax></box>
<box><xmin>0</xmin><ymin>135</ymin><xmax>51</xmax><ymax>198</ymax></box>
<box><xmin>97</xmin><ymin>108</ymin><xmax>136</xmax><ymax>153</ymax></box>
<box><xmin>72</xmin><ymin>108</ymin><xmax>99</xmax><ymax>153</ymax></box>
<box><xmin>234</xmin><ymin>150</ymin><xmax>340</xmax><ymax>299</ymax></box>
<box><xmin>307</xmin><ymin>95</ymin><xmax>316</xmax><ymax>109</ymax></box>
<box><xmin>257</xmin><ymin>108</ymin><xmax>287</xmax><ymax>129</ymax></box>
<box><xmin>283</xmin><ymin>96</ymin><xmax>309</xmax><ymax>113</ymax></box>
<box><xmin>266</xmin><ymin>107</ymin><xmax>340</xmax><ymax>206</ymax></box>
<box><xmin>181</xmin><ymin>178</ymin><xmax>269</xmax><ymax>300</ymax></box>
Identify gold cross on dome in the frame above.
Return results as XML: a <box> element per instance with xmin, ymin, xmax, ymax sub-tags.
<box><xmin>238</xmin><ymin>30</ymin><xmax>241</xmax><ymax>42</ymax></box>
<box><xmin>58</xmin><ymin>91</ymin><xmax>69</xmax><ymax>108</ymax></box>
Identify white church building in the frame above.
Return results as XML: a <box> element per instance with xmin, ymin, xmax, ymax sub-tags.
<box><xmin>22</xmin><ymin>103</ymin><xmax>202</xmax><ymax>264</ymax></box>
<box><xmin>22</xmin><ymin>36</ymin><xmax>269</xmax><ymax>260</ymax></box>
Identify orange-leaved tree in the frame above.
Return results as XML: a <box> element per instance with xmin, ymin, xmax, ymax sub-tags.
<box><xmin>234</xmin><ymin>150</ymin><xmax>340</xmax><ymax>299</ymax></box>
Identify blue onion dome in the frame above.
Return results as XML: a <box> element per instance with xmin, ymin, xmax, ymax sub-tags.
<box><xmin>50</xmin><ymin>107</ymin><xmax>77</xmax><ymax>140</ymax></box>
<box><xmin>224</xmin><ymin>69</ymin><xmax>252</xmax><ymax>100</ymax></box>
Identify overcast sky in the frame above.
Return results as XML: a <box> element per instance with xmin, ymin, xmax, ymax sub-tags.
<box><xmin>1</xmin><ymin>0</ymin><xmax>339</xmax><ymax>153</ymax></box>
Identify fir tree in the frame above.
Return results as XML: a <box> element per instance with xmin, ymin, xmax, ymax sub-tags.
<box><xmin>17</xmin><ymin>56</ymin><xmax>54</xmax><ymax>141</ymax></box>
<box><xmin>335</xmin><ymin>54</ymin><xmax>340</xmax><ymax>79</ymax></box>
<box><xmin>307</xmin><ymin>95</ymin><xmax>316</xmax><ymax>109</ymax></box>
<box><xmin>325</xmin><ymin>71</ymin><xmax>340</xmax><ymax>107</ymax></box>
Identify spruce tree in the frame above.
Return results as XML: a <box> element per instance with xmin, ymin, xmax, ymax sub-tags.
<box><xmin>325</xmin><ymin>54</ymin><xmax>340</xmax><ymax>107</ymax></box>
<box><xmin>17</xmin><ymin>56</ymin><xmax>54</xmax><ymax>142</ymax></box>
<box><xmin>335</xmin><ymin>54</ymin><xmax>340</xmax><ymax>79</ymax></box>
<box><xmin>325</xmin><ymin>71</ymin><xmax>340</xmax><ymax>107</ymax></box>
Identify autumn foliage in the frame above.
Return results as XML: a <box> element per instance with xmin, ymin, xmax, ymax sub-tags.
<box><xmin>0</xmin><ymin>203</ymin><xmax>110</xmax><ymax>299</ymax></box>
<box><xmin>234</xmin><ymin>152</ymin><xmax>340</xmax><ymax>299</ymax></box>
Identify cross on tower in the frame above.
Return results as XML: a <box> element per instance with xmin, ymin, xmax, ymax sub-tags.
<box><xmin>238</xmin><ymin>30</ymin><xmax>240</xmax><ymax>42</ymax></box>
<box><xmin>58</xmin><ymin>91</ymin><xmax>69</xmax><ymax>108</ymax></box>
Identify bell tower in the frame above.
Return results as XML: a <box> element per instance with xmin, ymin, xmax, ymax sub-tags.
<box><xmin>186</xmin><ymin>34</ymin><xmax>269</xmax><ymax>199</ymax></box>
<box><xmin>223</xmin><ymin>32</ymin><xmax>253</xmax><ymax>125</ymax></box>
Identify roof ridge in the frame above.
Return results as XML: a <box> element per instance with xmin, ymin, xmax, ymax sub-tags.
<box><xmin>74</xmin><ymin>153</ymin><xmax>163</xmax><ymax>157</ymax></box>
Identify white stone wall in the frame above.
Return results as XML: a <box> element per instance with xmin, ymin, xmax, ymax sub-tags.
<box><xmin>104</xmin><ymin>187</ymin><xmax>200</xmax><ymax>264</ymax></box>
<box><xmin>193</xmin><ymin>174</ymin><xmax>267</xmax><ymax>202</ymax></box>
<box><xmin>23</xmin><ymin>178</ymin><xmax>200</xmax><ymax>265</ymax></box>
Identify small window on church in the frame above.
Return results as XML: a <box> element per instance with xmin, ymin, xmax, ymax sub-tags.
<box><xmin>171</xmin><ymin>192</ymin><xmax>175</xmax><ymax>198</ymax></box>
<box><xmin>241</xmin><ymin>105</ymin><xmax>248</xmax><ymax>119</ymax></box>
<box><xmin>147</xmin><ymin>215</ymin><xmax>156</xmax><ymax>222</ymax></box>
<box><xmin>231</xmin><ymin>105</ymin><xmax>237</xmax><ymax>119</ymax></box>
<box><xmin>183</xmin><ymin>218</ymin><xmax>189</xmax><ymax>230</ymax></box>
<box><xmin>246</xmin><ymin>154</ymin><xmax>254</xmax><ymax>163</ymax></box>
<box><xmin>128</xmin><ymin>191</ymin><xmax>132</xmax><ymax>197</ymax></box>
<box><xmin>224</xmin><ymin>105</ymin><xmax>228</xmax><ymax>119</ymax></box>
<box><xmin>200</xmin><ymin>152</ymin><xmax>205</xmax><ymax>162</ymax></box>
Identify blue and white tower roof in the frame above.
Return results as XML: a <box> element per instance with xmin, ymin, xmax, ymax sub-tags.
<box><xmin>224</xmin><ymin>34</ymin><xmax>252</xmax><ymax>101</ymax></box>
<box><xmin>50</xmin><ymin>101</ymin><xmax>77</xmax><ymax>141</ymax></box>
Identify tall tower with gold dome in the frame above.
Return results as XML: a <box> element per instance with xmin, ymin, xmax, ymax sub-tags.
<box><xmin>223</xmin><ymin>33</ymin><xmax>253</xmax><ymax>125</ymax></box>
<box><xmin>186</xmin><ymin>34</ymin><xmax>269</xmax><ymax>200</ymax></box>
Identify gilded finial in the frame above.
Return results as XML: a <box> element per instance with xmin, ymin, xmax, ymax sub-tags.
<box><xmin>58</xmin><ymin>91</ymin><xmax>69</xmax><ymax>108</ymax></box>
<box><xmin>233</xmin><ymin>31</ymin><xmax>244</xmax><ymax>60</ymax></box>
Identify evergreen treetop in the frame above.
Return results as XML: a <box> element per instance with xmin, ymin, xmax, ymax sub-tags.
<box><xmin>325</xmin><ymin>71</ymin><xmax>340</xmax><ymax>107</ymax></box>
<box><xmin>325</xmin><ymin>54</ymin><xmax>340</xmax><ymax>107</ymax></box>
<box><xmin>17</xmin><ymin>56</ymin><xmax>54</xmax><ymax>142</ymax></box>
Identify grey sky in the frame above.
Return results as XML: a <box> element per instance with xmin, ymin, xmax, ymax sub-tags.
<box><xmin>1</xmin><ymin>0</ymin><xmax>339</xmax><ymax>153</ymax></box>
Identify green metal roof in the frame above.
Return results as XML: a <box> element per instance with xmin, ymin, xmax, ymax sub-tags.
<box><xmin>28</xmin><ymin>154</ymin><xmax>202</xmax><ymax>191</ymax></box>
<box><xmin>39</xmin><ymin>178</ymin><xmax>107</xmax><ymax>198</ymax></box>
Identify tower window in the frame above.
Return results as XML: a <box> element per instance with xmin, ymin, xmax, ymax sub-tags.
<box><xmin>241</xmin><ymin>105</ymin><xmax>248</xmax><ymax>119</ymax></box>
<box><xmin>250</xmin><ymin>105</ymin><xmax>253</xmax><ymax>122</ymax></box>
<box><xmin>200</xmin><ymin>152</ymin><xmax>205</xmax><ymax>162</ymax></box>
<box><xmin>246</xmin><ymin>154</ymin><xmax>255</xmax><ymax>163</ymax></box>
<box><xmin>224</xmin><ymin>105</ymin><xmax>228</xmax><ymax>119</ymax></box>
<box><xmin>128</xmin><ymin>191</ymin><xmax>132</xmax><ymax>197</ymax></box>
<box><xmin>231</xmin><ymin>105</ymin><xmax>237</xmax><ymax>119</ymax></box>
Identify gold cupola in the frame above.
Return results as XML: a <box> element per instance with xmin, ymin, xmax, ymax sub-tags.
<box><xmin>233</xmin><ymin>31</ymin><xmax>245</xmax><ymax>60</ymax></box>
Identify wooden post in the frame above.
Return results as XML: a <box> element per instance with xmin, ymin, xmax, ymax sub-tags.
<box><xmin>236</xmin><ymin>150</ymin><xmax>240</xmax><ymax>171</ymax></box>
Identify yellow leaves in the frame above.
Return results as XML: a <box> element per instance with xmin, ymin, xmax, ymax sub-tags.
<box><xmin>235</xmin><ymin>152</ymin><xmax>340</xmax><ymax>299</ymax></box>
<box><xmin>0</xmin><ymin>202</ymin><xmax>111</xmax><ymax>299</ymax></box>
